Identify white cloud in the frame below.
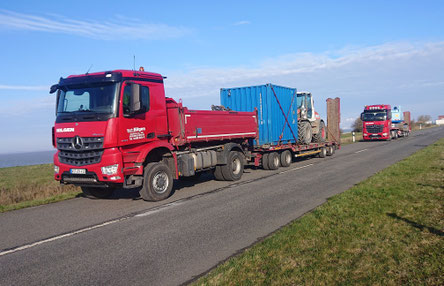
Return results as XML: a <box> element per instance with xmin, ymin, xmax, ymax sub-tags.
<box><xmin>233</xmin><ymin>20</ymin><xmax>251</xmax><ymax>26</ymax></box>
<box><xmin>163</xmin><ymin>41</ymin><xmax>444</xmax><ymax>129</ymax></box>
<box><xmin>0</xmin><ymin>9</ymin><xmax>192</xmax><ymax>40</ymax></box>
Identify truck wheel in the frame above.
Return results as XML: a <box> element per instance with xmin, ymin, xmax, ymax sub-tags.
<box><xmin>326</xmin><ymin>146</ymin><xmax>335</xmax><ymax>156</ymax></box>
<box><xmin>140</xmin><ymin>162</ymin><xmax>173</xmax><ymax>201</ymax></box>
<box><xmin>318</xmin><ymin>147</ymin><xmax>327</xmax><ymax>158</ymax></box>
<box><xmin>81</xmin><ymin>187</ymin><xmax>114</xmax><ymax>199</ymax></box>
<box><xmin>280</xmin><ymin>150</ymin><xmax>292</xmax><ymax>167</ymax></box>
<box><xmin>213</xmin><ymin>166</ymin><xmax>225</xmax><ymax>181</ymax></box>
<box><xmin>298</xmin><ymin>121</ymin><xmax>312</xmax><ymax>145</ymax></box>
<box><xmin>262</xmin><ymin>153</ymin><xmax>270</xmax><ymax>170</ymax></box>
<box><xmin>267</xmin><ymin>152</ymin><xmax>280</xmax><ymax>170</ymax></box>
<box><xmin>221</xmin><ymin>151</ymin><xmax>244</xmax><ymax>181</ymax></box>
<box><xmin>313</xmin><ymin>121</ymin><xmax>326</xmax><ymax>142</ymax></box>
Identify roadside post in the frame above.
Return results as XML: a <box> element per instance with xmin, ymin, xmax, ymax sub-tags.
<box><xmin>352</xmin><ymin>131</ymin><xmax>356</xmax><ymax>142</ymax></box>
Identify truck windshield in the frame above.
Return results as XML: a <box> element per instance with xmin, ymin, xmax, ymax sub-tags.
<box><xmin>57</xmin><ymin>83</ymin><xmax>117</xmax><ymax>116</ymax></box>
<box><xmin>362</xmin><ymin>112</ymin><xmax>387</xmax><ymax>121</ymax></box>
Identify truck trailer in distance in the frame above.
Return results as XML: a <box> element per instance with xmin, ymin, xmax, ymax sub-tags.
<box><xmin>361</xmin><ymin>104</ymin><xmax>411</xmax><ymax>141</ymax></box>
<box><xmin>50</xmin><ymin>69</ymin><xmax>340</xmax><ymax>201</ymax></box>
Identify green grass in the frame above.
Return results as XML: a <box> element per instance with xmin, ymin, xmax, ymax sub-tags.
<box><xmin>0</xmin><ymin>164</ymin><xmax>81</xmax><ymax>212</ymax></box>
<box><xmin>341</xmin><ymin>131</ymin><xmax>363</xmax><ymax>145</ymax></box>
<box><xmin>195</xmin><ymin>138</ymin><xmax>444</xmax><ymax>285</ymax></box>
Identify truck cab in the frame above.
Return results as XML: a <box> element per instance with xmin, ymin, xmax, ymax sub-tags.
<box><xmin>51</xmin><ymin>70</ymin><xmax>173</xmax><ymax>197</ymax></box>
<box><xmin>361</xmin><ymin>104</ymin><xmax>392</xmax><ymax>140</ymax></box>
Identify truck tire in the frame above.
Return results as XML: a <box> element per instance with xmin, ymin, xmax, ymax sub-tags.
<box><xmin>326</xmin><ymin>145</ymin><xmax>335</xmax><ymax>156</ymax></box>
<box><xmin>140</xmin><ymin>162</ymin><xmax>173</xmax><ymax>201</ymax></box>
<box><xmin>262</xmin><ymin>153</ymin><xmax>270</xmax><ymax>170</ymax></box>
<box><xmin>213</xmin><ymin>165</ymin><xmax>225</xmax><ymax>181</ymax></box>
<box><xmin>298</xmin><ymin>121</ymin><xmax>312</xmax><ymax>145</ymax></box>
<box><xmin>267</xmin><ymin>152</ymin><xmax>280</xmax><ymax>170</ymax></box>
<box><xmin>81</xmin><ymin>187</ymin><xmax>114</xmax><ymax>199</ymax></box>
<box><xmin>318</xmin><ymin>147</ymin><xmax>327</xmax><ymax>158</ymax></box>
<box><xmin>313</xmin><ymin>121</ymin><xmax>326</xmax><ymax>142</ymax></box>
<box><xmin>280</xmin><ymin>150</ymin><xmax>292</xmax><ymax>167</ymax></box>
<box><xmin>221</xmin><ymin>151</ymin><xmax>244</xmax><ymax>181</ymax></box>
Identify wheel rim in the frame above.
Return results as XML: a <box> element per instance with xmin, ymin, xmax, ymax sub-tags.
<box><xmin>285</xmin><ymin>153</ymin><xmax>291</xmax><ymax>164</ymax></box>
<box><xmin>152</xmin><ymin>171</ymin><xmax>169</xmax><ymax>194</ymax></box>
<box><xmin>232</xmin><ymin>157</ymin><xmax>241</xmax><ymax>175</ymax></box>
<box><xmin>273</xmin><ymin>155</ymin><xmax>279</xmax><ymax>167</ymax></box>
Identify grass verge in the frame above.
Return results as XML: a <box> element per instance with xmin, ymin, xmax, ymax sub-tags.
<box><xmin>341</xmin><ymin>131</ymin><xmax>363</xmax><ymax>145</ymax></box>
<box><xmin>195</xmin><ymin>138</ymin><xmax>444</xmax><ymax>285</ymax></box>
<box><xmin>0</xmin><ymin>164</ymin><xmax>81</xmax><ymax>212</ymax></box>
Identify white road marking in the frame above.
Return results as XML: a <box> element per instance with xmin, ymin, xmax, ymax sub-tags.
<box><xmin>0</xmin><ymin>162</ymin><xmax>315</xmax><ymax>257</ymax></box>
<box><xmin>0</xmin><ymin>201</ymin><xmax>185</xmax><ymax>257</ymax></box>
<box><xmin>279</xmin><ymin>163</ymin><xmax>313</xmax><ymax>174</ymax></box>
<box><xmin>0</xmin><ymin>217</ymin><xmax>128</xmax><ymax>257</ymax></box>
<box><xmin>355</xmin><ymin>149</ymin><xmax>368</xmax><ymax>154</ymax></box>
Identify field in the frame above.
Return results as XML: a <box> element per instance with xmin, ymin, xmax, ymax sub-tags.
<box><xmin>195</xmin><ymin>138</ymin><xmax>444</xmax><ymax>285</ymax></box>
<box><xmin>0</xmin><ymin>164</ymin><xmax>80</xmax><ymax>212</ymax></box>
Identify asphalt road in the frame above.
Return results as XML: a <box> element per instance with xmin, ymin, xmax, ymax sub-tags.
<box><xmin>0</xmin><ymin>126</ymin><xmax>443</xmax><ymax>285</ymax></box>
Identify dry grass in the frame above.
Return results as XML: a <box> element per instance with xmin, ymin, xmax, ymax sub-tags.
<box><xmin>0</xmin><ymin>164</ymin><xmax>81</xmax><ymax>212</ymax></box>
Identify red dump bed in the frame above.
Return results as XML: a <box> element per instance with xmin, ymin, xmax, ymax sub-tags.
<box><xmin>166</xmin><ymin>98</ymin><xmax>257</xmax><ymax>147</ymax></box>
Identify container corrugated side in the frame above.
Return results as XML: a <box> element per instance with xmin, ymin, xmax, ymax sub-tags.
<box><xmin>220</xmin><ymin>84</ymin><xmax>298</xmax><ymax>146</ymax></box>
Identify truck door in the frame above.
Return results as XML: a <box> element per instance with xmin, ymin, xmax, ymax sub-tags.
<box><xmin>118</xmin><ymin>80</ymin><xmax>161</xmax><ymax>146</ymax></box>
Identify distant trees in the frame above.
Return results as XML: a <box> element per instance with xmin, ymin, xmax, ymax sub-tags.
<box><xmin>352</xmin><ymin>117</ymin><xmax>363</xmax><ymax>132</ymax></box>
<box><xmin>417</xmin><ymin>115</ymin><xmax>431</xmax><ymax>123</ymax></box>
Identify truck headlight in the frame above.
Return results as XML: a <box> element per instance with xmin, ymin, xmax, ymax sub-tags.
<box><xmin>382</xmin><ymin>133</ymin><xmax>387</xmax><ymax>136</ymax></box>
<box><xmin>364</xmin><ymin>133</ymin><xmax>367</xmax><ymax>136</ymax></box>
<box><xmin>54</xmin><ymin>165</ymin><xmax>60</xmax><ymax>174</ymax></box>
<box><xmin>101</xmin><ymin>164</ymin><xmax>119</xmax><ymax>175</ymax></box>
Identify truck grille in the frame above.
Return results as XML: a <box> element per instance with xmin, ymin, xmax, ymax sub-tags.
<box><xmin>57</xmin><ymin>137</ymin><xmax>104</xmax><ymax>166</ymax></box>
<box><xmin>365</xmin><ymin>125</ymin><xmax>383</xmax><ymax>133</ymax></box>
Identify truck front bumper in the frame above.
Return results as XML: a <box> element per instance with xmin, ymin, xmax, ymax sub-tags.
<box><xmin>363</xmin><ymin>132</ymin><xmax>390</xmax><ymax>140</ymax></box>
<box><xmin>54</xmin><ymin>148</ymin><xmax>125</xmax><ymax>186</ymax></box>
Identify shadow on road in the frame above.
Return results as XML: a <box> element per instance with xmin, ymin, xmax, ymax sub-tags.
<box><xmin>386</xmin><ymin>213</ymin><xmax>443</xmax><ymax>237</ymax></box>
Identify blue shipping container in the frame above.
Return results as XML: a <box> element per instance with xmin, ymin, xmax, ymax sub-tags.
<box><xmin>220</xmin><ymin>84</ymin><xmax>298</xmax><ymax>146</ymax></box>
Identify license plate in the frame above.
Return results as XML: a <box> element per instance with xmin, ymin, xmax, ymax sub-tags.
<box><xmin>70</xmin><ymin>168</ymin><xmax>86</xmax><ymax>174</ymax></box>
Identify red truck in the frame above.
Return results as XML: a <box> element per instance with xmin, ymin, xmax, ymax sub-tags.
<box><xmin>51</xmin><ymin>69</ymin><xmax>340</xmax><ymax>201</ymax></box>
<box><xmin>361</xmin><ymin>104</ymin><xmax>411</xmax><ymax>141</ymax></box>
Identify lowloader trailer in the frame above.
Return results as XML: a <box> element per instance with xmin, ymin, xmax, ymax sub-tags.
<box><xmin>50</xmin><ymin>69</ymin><xmax>340</xmax><ymax>201</ymax></box>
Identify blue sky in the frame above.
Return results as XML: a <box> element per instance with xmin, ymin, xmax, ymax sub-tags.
<box><xmin>0</xmin><ymin>0</ymin><xmax>443</xmax><ymax>153</ymax></box>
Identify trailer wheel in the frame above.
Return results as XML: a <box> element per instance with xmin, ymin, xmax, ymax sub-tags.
<box><xmin>280</xmin><ymin>150</ymin><xmax>292</xmax><ymax>167</ymax></box>
<box><xmin>213</xmin><ymin>166</ymin><xmax>225</xmax><ymax>181</ymax></box>
<box><xmin>313</xmin><ymin>121</ymin><xmax>326</xmax><ymax>142</ymax></box>
<box><xmin>140</xmin><ymin>162</ymin><xmax>173</xmax><ymax>201</ymax></box>
<box><xmin>268</xmin><ymin>152</ymin><xmax>280</xmax><ymax>170</ymax></box>
<box><xmin>262</xmin><ymin>153</ymin><xmax>270</xmax><ymax>170</ymax></box>
<box><xmin>221</xmin><ymin>151</ymin><xmax>244</xmax><ymax>181</ymax></box>
<box><xmin>318</xmin><ymin>147</ymin><xmax>327</xmax><ymax>158</ymax></box>
<box><xmin>81</xmin><ymin>187</ymin><xmax>114</xmax><ymax>199</ymax></box>
<box><xmin>298</xmin><ymin>121</ymin><xmax>312</xmax><ymax>145</ymax></box>
<box><xmin>326</xmin><ymin>146</ymin><xmax>335</xmax><ymax>156</ymax></box>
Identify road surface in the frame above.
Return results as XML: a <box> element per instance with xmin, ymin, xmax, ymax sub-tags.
<box><xmin>0</xmin><ymin>126</ymin><xmax>442</xmax><ymax>285</ymax></box>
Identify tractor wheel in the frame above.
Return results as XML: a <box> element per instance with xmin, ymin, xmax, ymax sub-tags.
<box><xmin>313</xmin><ymin>121</ymin><xmax>326</xmax><ymax>142</ymax></box>
<box><xmin>298</xmin><ymin>121</ymin><xmax>313</xmax><ymax>145</ymax></box>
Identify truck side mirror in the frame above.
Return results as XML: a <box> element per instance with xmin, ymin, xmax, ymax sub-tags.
<box><xmin>360</xmin><ymin>113</ymin><xmax>364</xmax><ymax>121</ymax></box>
<box><xmin>130</xmin><ymin>84</ymin><xmax>142</xmax><ymax>114</ymax></box>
